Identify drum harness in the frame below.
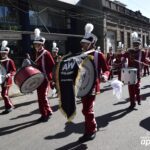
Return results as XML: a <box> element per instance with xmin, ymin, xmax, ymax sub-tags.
<box><xmin>63</xmin><ymin>49</ymin><xmax>95</xmax><ymax>65</ymax></box>
<box><xmin>34</xmin><ymin>50</ymin><xmax>49</xmax><ymax>81</ymax></box>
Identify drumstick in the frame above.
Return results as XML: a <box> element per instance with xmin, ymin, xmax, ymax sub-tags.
<box><xmin>133</xmin><ymin>59</ymin><xmax>149</xmax><ymax>67</ymax></box>
<box><xmin>63</xmin><ymin>50</ymin><xmax>95</xmax><ymax>62</ymax></box>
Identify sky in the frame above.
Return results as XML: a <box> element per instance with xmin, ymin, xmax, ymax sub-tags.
<box><xmin>119</xmin><ymin>0</ymin><xmax>150</xmax><ymax>18</ymax></box>
<box><xmin>58</xmin><ymin>0</ymin><xmax>80</xmax><ymax>5</ymax></box>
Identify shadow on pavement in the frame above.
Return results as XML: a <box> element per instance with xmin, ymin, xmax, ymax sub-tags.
<box><xmin>140</xmin><ymin>92</ymin><xmax>150</xmax><ymax>101</ymax></box>
<box><xmin>56</xmin><ymin>142</ymin><xmax>87</xmax><ymax>150</ymax></box>
<box><xmin>96</xmin><ymin>108</ymin><xmax>133</xmax><ymax>129</ymax></box>
<box><xmin>0</xmin><ymin>99</ymin><xmax>36</xmax><ymax>111</ymax></box>
<box><xmin>113</xmin><ymin>98</ymin><xmax>129</xmax><ymax>105</ymax></box>
<box><xmin>10</xmin><ymin>105</ymin><xmax>59</xmax><ymax>120</ymax></box>
<box><xmin>100</xmin><ymin>87</ymin><xmax>112</xmax><ymax>93</ymax></box>
<box><xmin>141</xmin><ymin>85</ymin><xmax>150</xmax><ymax>90</ymax></box>
<box><xmin>45</xmin><ymin>122</ymin><xmax>84</xmax><ymax>140</ymax></box>
<box><xmin>140</xmin><ymin>117</ymin><xmax>150</xmax><ymax>131</ymax></box>
<box><xmin>45</xmin><ymin>122</ymin><xmax>87</xmax><ymax>150</ymax></box>
<box><xmin>0</xmin><ymin>120</ymin><xmax>40</xmax><ymax>136</ymax></box>
<box><xmin>45</xmin><ymin>107</ymin><xmax>132</xmax><ymax>150</ymax></box>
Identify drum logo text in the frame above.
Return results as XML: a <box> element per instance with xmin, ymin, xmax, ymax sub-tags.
<box><xmin>62</xmin><ymin>61</ymin><xmax>76</xmax><ymax>71</ymax></box>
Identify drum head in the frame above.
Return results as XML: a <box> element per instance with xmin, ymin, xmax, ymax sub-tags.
<box><xmin>0</xmin><ymin>64</ymin><xmax>6</xmax><ymax>84</ymax></box>
<box><xmin>75</xmin><ymin>57</ymin><xmax>96</xmax><ymax>97</ymax></box>
<box><xmin>20</xmin><ymin>73</ymin><xmax>44</xmax><ymax>93</ymax></box>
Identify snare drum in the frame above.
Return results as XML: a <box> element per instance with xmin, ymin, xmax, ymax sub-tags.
<box><xmin>121</xmin><ymin>67</ymin><xmax>137</xmax><ymax>85</ymax></box>
<box><xmin>14</xmin><ymin>66</ymin><xmax>44</xmax><ymax>93</ymax></box>
<box><xmin>0</xmin><ymin>64</ymin><xmax>6</xmax><ymax>84</ymax></box>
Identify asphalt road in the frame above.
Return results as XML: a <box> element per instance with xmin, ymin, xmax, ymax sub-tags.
<box><xmin>0</xmin><ymin>76</ymin><xmax>150</xmax><ymax>150</ymax></box>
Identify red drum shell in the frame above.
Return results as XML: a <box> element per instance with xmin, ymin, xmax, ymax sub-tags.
<box><xmin>14</xmin><ymin>66</ymin><xmax>44</xmax><ymax>93</ymax></box>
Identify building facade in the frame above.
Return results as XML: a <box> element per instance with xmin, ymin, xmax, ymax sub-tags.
<box><xmin>0</xmin><ymin>0</ymin><xmax>150</xmax><ymax>66</ymax></box>
<box><xmin>102</xmin><ymin>0</ymin><xmax>150</xmax><ymax>53</ymax></box>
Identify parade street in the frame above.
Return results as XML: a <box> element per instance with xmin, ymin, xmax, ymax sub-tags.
<box><xmin>0</xmin><ymin>76</ymin><xmax>150</xmax><ymax>150</ymax></box>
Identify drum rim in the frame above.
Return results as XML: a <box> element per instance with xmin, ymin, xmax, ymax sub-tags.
<box><xmin>19</xmin><ymin>73</ymin><xmax>44</xmax><ymax>93</ymax></box>
<box><xmin>14</xmin><ymin>65</ymin><xmax>38</xmax><ymax>84</ymax></box>
<box><xmin>75</xmin><ymin>56</ymin><xmax>96</xmax><ymax>97</ymax></box>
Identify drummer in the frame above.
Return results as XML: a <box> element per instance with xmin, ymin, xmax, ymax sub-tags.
<box><xmin>124</xmin><ymin>32</ymin><xmax>146</xmax><ymax>109</ymax></box>
<box><xmin>33</xmin><ymin>28</ymin><xmax>55</xmax><ymax>122</ymax></box>
<box><xmin>78</xmin><ymin>23</ymin><xmax>110</xmax><ymax>142</ymax></box>
<box><xmin>0</xmin><ymin>40</ymin><xmax>16</xmax><ymax>114</ymax></box>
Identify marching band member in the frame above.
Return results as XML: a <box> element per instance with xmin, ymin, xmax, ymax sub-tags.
<box><xmin>143</xmin><ymin>44</ymin><xmax>150</xmax><ymax>76</ymax></box>
<box><xmin>50</xmin><ymin>41</ymin><xmax>61</xmax><ymax>98</ymax></box>
<box><xmin>78</xmin><ymin>23</ymin><xmax>110</xmax><ymax>142</ymax></box>
<box><xmin>33</xmin><ymin>28</ymin><xmax>55</xmax><ymax>122</ymax></box>
<box><xmin>106</xmin><ymin>46</ymin><xmax>115</xmax><ymax>79</ymax></box>
<box><xmin>94</xmin><ymin>45</ymin><xmax>103</xmax><ymax>94</ymax></box>
<box><xmin>125</xmin><ymin>32</ymin><xmax>146</xmax><ymax>109</ymax></box>
<box><xmin>107</xmin><ymin>46</ymin><xmax>115</xmax><ymax>66</ymax></box>
<box><xmin>113</xmin><ymin>42</ymin><xmax>127</xmax><ymax>80</ymax></box>
<box><xmin>0</xmin><ymin>40</ymin><xmax>16</xmax><ymax>114</ymax></box>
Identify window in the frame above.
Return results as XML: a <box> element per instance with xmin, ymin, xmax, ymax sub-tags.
<box><xmin>120</xmin><ymin>31</ymin><xmax>124</xmax><ymax>43</ymax></box>
<box><xmin>127</xmin><ymin>32</ymin><xmax>130</xmax><ymax>48</ymax></box>
<box><xmin>0</xmin><ymin>6</ymin><xmax>18</xmax><ymax>23</ymax></box>
<box><xmin>29</xmin><ymin>8</ymin><xmax>66</xmax><ymax>29</ymax></box>
<box><xmin>29</xmin><ymin>10</ymin><xmax>38</xmax><ymax>26</ymax></box>
<box><xmin>143</xmin><ymin>35</ymin><xmax>145</xmax><ymax>47</ymax></box>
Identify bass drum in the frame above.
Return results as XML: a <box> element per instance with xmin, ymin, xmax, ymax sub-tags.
<box><xmin>0</xmin><ymin>64</ymin><xmax>6</xmax><ymax>84</ymax></box>
<box><xmin>75</xmin><ymin>56</ymin><xmax>96</xmax><ymax>97</ymax></box>
<box><xmin>14</xmin><ymin>66</ymin><xmax>45</xmax><ymax>93</ymax></box>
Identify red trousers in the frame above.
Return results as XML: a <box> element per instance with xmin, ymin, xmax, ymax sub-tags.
<box><xmin>1</xmin><ymin>84</ymin><xmax>13</xmax><ymax>109</ymax></box>
<box><xmin>37</xmin><ymin>79</ymin><xmax>52</xmax><ymax>117</ymax></box>
<box><xmin>81</xmin><ymin>95</ymin><xmax>97</xmax><ymax>134</ymax></box>
<box><xmin>143</xmin><ymin>66</ymin><xmax>149</xmax><ymax>75</ymax></box>
<box><xmin>128</xmin><ymin>80</ymin><xmax>140</xmax><ymax>104</ymax></box>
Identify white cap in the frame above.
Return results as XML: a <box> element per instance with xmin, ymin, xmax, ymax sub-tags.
<box><xmin>52</xmin><ymin>41</ymin><xmax>59</xmax><ymax>52</ymax></box>
<box><xmin>131</xmin><ymin>32</ymin><xmax>141</xmax><ymax>44</ymax></box>
<box><xmin>0</xmin><ymin>40</ymin><xmax>10</xmax><ymax>53</ymax></box>
<box><xmin>80</xmin><ymin>23</ymin><xmax>97</xmax><ymax>45</ymax></box>
<box><xmin>33</xmin><ymin>28</ymin><xmax>45</xmax><ymax>44</ymax></box>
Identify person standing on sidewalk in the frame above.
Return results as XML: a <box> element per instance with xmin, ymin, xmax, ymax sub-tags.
<box><xmin>33</xmin><ymin>28</ymin><xmax>55</xmax><ymax>122</ymax></box>
<box><xmin>0</xmin><ymin>40</ymin><xmax>16</xmax><ymax>114</ymax></box>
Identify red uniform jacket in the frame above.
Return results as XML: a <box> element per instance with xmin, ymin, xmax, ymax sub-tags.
<box><xmin>94</xmin><ymin>50</ymin><xmax>110</xmax><ymax>79</ymax></box>
<box><xmin>106</xmin><ymin>52</ymin><xmax>115</xmax><ymax>66</ymax></box>
<box><xmin>125</xmin><ymin>49</ymin><xmax>146</xmax><ymax>79</ymax></box>
<box><xmin>0</xmin><ymin>58</ymin><xmax>16</xmax><ymax>86</ymax></box>
<box><xmin>35</xmin><ymin>49</ymin><xmax>55</xmax><ymax>81</ymax></box>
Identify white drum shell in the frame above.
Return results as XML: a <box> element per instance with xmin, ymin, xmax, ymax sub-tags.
<box><xmin>121</xmin><ymin>67</ymin><xmax>137</xmax><ymax>85</ymax></box>
<box><xmin>20</xmin><ymin>73</ymin><xmax>44</xmax><ymax>93</ymax></box>
<box><xmin>0</xmin><ymin>64</ymin><xmax>6</xmax><ymax>84</ymax></box>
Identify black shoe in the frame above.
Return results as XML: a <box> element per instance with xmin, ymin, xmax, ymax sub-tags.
<box><xmin>143</xmin><ymin>74</ymin><xmax>146</xmax><ymax>77</ymax></box>
<box><xmin>37</xmin><ymin>116</ymin><xmax>50</xmax><ymax>122</ymax></box>
<box><xmin>128</xmin><ymin>103</ymin><xmax>136</xmax><ymax>109</ymax></box>
<box><xmin>1</xmin><ymin>108</ymin><xmax>13</xmax><ymax>114</ymax></box>
<box><xmin>78</xmin><ymin>132</ymin><xmax>96</xmax><ymax>143</ymax></box>
<box><xmin>138</xmin><ymin>101</ymin><xmax>141</xmax><ymax>105</ymax></box>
